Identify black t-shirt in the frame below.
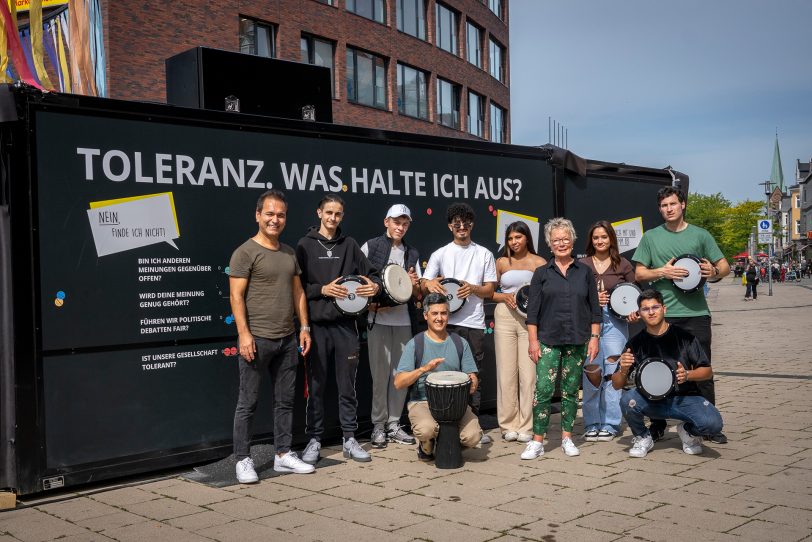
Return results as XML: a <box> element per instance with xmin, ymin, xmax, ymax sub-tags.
<box><xmin>617</xmin><ymin>324</ymin><xmax>710</xmax><ymax>397</ymax></box>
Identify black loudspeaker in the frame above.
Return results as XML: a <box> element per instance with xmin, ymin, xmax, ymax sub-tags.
<box><xmin>165</xmin><ymin>47</ymin><xmax>333</xmax><ymax>123</ymax></box>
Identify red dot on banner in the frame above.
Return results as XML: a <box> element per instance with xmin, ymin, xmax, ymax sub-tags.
<box><xmin>230</xmin><ymin>347</ymin><xmax>238</xmax><ymax>356</ymax></box>
<box><xmin>222</xmin><ymin>349</ymin><xmax>229</xmax><ymax>356</ymax></box>
<box><xmin>488</xmin><ymin>205</ymin><xmax>494</xmax><ymax>212</ymax></box>
<box><xmin>492</xmin><ymin>210</ymin><xmax>498</xmax><ymax>217</ymax></box>
<box><xmin>426</xmin><ymin>208</ymin><xmax>432</xmax><ymax>215</ymax></box>
<box><xmin>489</xmin><ymin>322</ymin><xmax>495</xmax><ymax>328</ymax></box>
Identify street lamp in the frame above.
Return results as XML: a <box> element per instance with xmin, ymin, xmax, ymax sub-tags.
<box><xmin>760</xmin><ymin>179</ymin><xmax>774</xmax><ymax>296</ymax></box>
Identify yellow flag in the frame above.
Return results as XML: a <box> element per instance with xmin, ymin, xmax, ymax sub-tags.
<box><xmin>30</xmin><ymin>0</ymin><xmax>54</xmax><ymax>89</ymax></box>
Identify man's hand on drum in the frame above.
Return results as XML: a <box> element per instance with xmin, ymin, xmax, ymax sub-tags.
<box><xmin>457</xmin><ymin>280</ymin><xmax>473</xmax><ymax>299</ymax></box>
<box><xmin>422</xmin><ymin>357</ymin><xmax>445</xmax><ymax>374</ymax></box>
<box><xmin>619</xmin><ymin>348</ymin><xmax>634</xmax><ymax>375</ymax></box>
<box><xmin>626</xmin><ymin>311</ymin><xmax>640</xmax><ymax>323</ymax></box>
<box><xmin>356</xmin><ymin>276</ymin><xmax>380</xmax><ymax>297</ymax></box>
<box><xmin>675</xmin><ymin>361</ymin><xmax>688</xmax><ymax>384</ymax></box>
<box><xmin>321</xmin><ymin>277</ymin><xmax>349</xmax><ymax>298</ymax></box>
<box><xmin>528</xmin><ymin>339</ymin><xmax>541</xmax><ymax>364</ymax></box>
<box><xmin>468</xmin><ymin>373</ymin><xmax>479</xmax><ymax>395</ymax></box>
<box><xmin>698</xmin><ymin>258</ymin><xmax>715</xmax><ymax>278</ymax></box>
<box><xmin>407</xmin><ymin>266</ymin><xmax>420</xmax><ymax>287</ymax></box>
<box><xmin>424</xmin><ymin>277</ymin><xmax>447</xmax><ymax>295</ymax></box>
<box><xmin>659</xmin><ymin>257</ymin><xmax>689</xmax><ymax>280</ymax></box>
<box><xmin>598</xmin><ymin>289</ymin><xmax>610</xmax><ymax>307</ymax></box>
<box><xmin>239</xmin><ymin>331</ymin><xmax>256</xmax><ymax>362</ymax></box>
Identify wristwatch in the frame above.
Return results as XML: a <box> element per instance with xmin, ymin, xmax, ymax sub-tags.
<box><xmin>590</xmin><ymin>333</ymin><xmax>599</xmax><ymax>339</ymax></box>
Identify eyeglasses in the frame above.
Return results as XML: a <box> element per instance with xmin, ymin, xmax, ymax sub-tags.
<box><xmin>639</xmin><ymin>305</ymin><xmax>663</xmax><ymax>314</ymax></box>
<box><xmin>551</xmin><ymin>238</ymin><xmax>571</xmax><ymax>246</ymax></box>
<box><xmin>451</xmin><ymin>221</ymin><xmax>473</xmax><ymax>230</ymax></box>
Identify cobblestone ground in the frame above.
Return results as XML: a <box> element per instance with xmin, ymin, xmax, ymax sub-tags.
<box><xmin>2</xmin><ymin>279</ymin><xmax>811</xmax><ymax>541</ymax></box>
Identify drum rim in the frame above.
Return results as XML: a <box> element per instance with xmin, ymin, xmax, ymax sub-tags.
<box><xmin>671</xmin><ymin>253</ymin><xmax>706</xmax><ymax>292</ymax></box>
<box><xmin>425</xmin><ymin>370</ymin><xmax>471</xmax><ymax>386</ymax></box>
<box><xmin>514</xmin><ymin>282</ymin><xmax>531</xmax><ymax>317</ymax></box>
<box><xmin>634</xmin><ymin>357</ymin><xmax>676</xmax><ymax>400</ymax></box>
<box><xmin>608</xmin><ymin>282</ymin><xmax>641</xmax><ymax>317</ymax></box>
<box><xmin>381</xmin><ymin>263</ymin><xmax>412</xmax><ymax>303</ymax></box>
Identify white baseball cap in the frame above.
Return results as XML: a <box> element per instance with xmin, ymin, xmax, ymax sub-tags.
<box><xmin>385</xmin><ymin>204</ymin><xmax>412</xmax><ymax>220</ymax></box>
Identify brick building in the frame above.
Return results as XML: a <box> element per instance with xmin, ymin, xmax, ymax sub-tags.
<box><xmin>102</xmin><ymin>0</ymin><xmax>511</xmax><ymax>142</ymax></box>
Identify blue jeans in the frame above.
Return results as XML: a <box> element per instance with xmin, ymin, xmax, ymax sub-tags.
<box><xmin>582</xmin><ymin>307</ymin><xmax>626</xmax><ymax>434</ymax></box>
<box><xmin>620</xmin><ymin>388</ymin><xmax>723</xmax><ymax>438</ymax></box>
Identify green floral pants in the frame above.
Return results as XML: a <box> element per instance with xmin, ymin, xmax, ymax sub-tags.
<box><xmin>532</xmin><ymin>342</ymin><xmax>587</xmax><ymax>435</ymax></box>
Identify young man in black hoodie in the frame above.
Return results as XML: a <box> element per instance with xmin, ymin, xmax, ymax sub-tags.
<box><xmin>296</xmin><ymin>194</ymin><xmax>381</xmax><ymax>464</ymax></box>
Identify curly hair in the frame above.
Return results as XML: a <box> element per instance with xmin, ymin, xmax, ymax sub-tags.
<box><xmin>446</xmin><ymin>202</ymin><xmax>475</xmax><ymax>224</ymax></box>
<box><xmin>543</xmin><ymin>217</ymin><xmax>576</xmax><ymax>248</ymax></box>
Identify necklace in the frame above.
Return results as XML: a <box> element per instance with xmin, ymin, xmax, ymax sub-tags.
<box><xmin>592</xmin><ymin>255</ymin><xmax>611</xmax><ymax>273</ymax></box>
<box><xmin>317</xmin><ymin>239</ymin><xmax>337</xmax><ymax>257</ymax></box>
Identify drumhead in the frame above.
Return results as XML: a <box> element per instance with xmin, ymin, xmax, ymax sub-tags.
<box><xmin>672</xmin><ymin>254</ymin><xmax>704</xmax><ymax>292</ymax></box>
<box><xmin>608</xmin><ymin>283</ymin><xmax>642</xmax><ymax>317</ymax></box>
<box><xmin>333</xmin><ymin>275</ymin><xmax>369</xmax><ymax>315</ymax></box>
<box><xmin>636</xmin><ymin>358</ymin><xmax>675</xmax><ymax>400</ymax></box>
<box><xmin>514</xmin><ymin>283</ymin><xmax>531</xmax><ymax>317</ymax></box>
<box><xmin>382</xmin><ymin>264</ymin><xmax>412</xmax><ymax>304</ymax></box>
<box><xmin>440</xmin><ymin>278</ymin><xmax>467</xmax><ymax>313</ymax></box>
<box><xmin>426</xmin><ymin>370</ymin><xmax>470</xmax><ymax>386</ymax></box>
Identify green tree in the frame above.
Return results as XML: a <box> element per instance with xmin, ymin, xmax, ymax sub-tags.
<box><xmin>720</xmin><ymin>200</ymin><xmax>763</xmax><ymax>258</ymax></box>
<box><xmin>686</xmin><ymin>192</ymin><xmax>729</xmax><ymax>243</ymax></box>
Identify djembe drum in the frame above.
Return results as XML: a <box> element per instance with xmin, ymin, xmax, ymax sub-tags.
<box><xmin>425</xmin><ymin>371</ymin><xmax>471</xmax><ymax>469</ymax></box>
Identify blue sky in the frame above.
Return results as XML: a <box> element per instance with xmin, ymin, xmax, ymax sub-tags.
<box><xmin>509</xmin><ymin>0</ymin><xmax>812</xmax><ymax>203</ymax></box>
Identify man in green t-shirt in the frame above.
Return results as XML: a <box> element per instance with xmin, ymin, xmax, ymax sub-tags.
<box><xmin>632</xmin><ymin>186</ymin><xmax>730</xmax><ymax>443</ymax></box>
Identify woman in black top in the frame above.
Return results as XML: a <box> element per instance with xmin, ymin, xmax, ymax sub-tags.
<box><xmin>521</xmin><ymin>218</ymin><xmax>601</xmax><ymax>460</ymax></box>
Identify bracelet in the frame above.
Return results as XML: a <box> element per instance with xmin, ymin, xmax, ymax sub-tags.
<box><xmin>590</xmin><ymin>333</ymin><xmax>599</xmax><ymax>338</ymax></box>
<box><xmin>301</xmin><ymin>326</ymin><xmax>311</xmax><ymax>332</ymax></box>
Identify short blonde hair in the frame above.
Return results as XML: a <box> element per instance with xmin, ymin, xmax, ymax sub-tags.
<box><xmin>544</xmin><ymin>217</ymin><xmax>577</xmax><ymax>248</ymax></box>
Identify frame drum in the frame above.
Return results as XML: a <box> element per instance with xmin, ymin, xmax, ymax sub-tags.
<box><xmin>634</xmin><ymin>358</ymin><xmax>676</xmax><ymax>401</ymax></box>
<box><xmin>332</xmin><ymin>275</ymin><xmax>370</xmax><ymax>316</ymax></box>
<box><xmin>671</xmin><ymin>254</ymin><xmax>706</xmax><ymax>294</ymax></box>
<box><xmin>439</xmin><ymin>278</ymin><xmax>467</xmax><ymax>314</ymax></box>
<box><xmin>608</xmin><ymin>282</ymin><xmax>642</xmax><ymax>319</ymax></box>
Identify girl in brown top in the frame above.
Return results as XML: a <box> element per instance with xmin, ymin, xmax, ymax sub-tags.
<box><xmin>578</xmin><ymin>220</ymin><xmax>638</xmax><ymax>442</ymax></box>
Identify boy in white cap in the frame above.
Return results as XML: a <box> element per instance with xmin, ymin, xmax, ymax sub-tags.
<box><xmin>361</xmin><ymin>204</ymin><xmax>421</xmax><ymax>448</ymax></box>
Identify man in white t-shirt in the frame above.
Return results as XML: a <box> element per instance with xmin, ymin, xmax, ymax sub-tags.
<box><xmin>421</xmin><ymin>202</ymin><xmax>497</xmax><ymax>440</ymax></box>
<box><xmin>361</xmin><ymin>204</ymin><xmax>421</xmax><ymax>449</ymax></box>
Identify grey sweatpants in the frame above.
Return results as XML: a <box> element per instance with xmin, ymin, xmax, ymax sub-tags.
<box><xmin>367</xmin><ymin>323</ymin><xmax>412</xmax><ymax>430</ymax></box>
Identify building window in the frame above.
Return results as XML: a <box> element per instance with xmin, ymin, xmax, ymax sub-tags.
<box><xmin>794</xmin><ymin>194</ymin><xmax>800</xmax><ymax>208</ymax></box>
<box><xmin>490</xmin><ymin>101</ymin><xmax>505</xmax><ymax>143</ymax></box>
<box><xmin>346</xmin><ymin>47</ymin><xmax>387</xmax><ymax>109</ymax></box>
<box><xmin>437</xmin><ymin>78</ymin><xmax>460</xmax><ymax>129</ymax></box>
<box><xmin>397</xmin><ymin>63</ymin><xmax>428</xmax><ymax>119</ymax></box>
<box><xmin>239</xmin><ymin>17</ymin><xmax>275</xmax><ymax>58</ymax></box>
<box><xmin>397</xmin><ymin>0</ymin><xmax>426</xmax><ymax>40</ymax></box>
<box><xmin>314</xmin><ymin>0</ymin><xmax>334</xmax><ymax>5</ymax></box>
<box><xmin>466</xmin><ymin>22</ymin><xmax>482</xmax><ymax>68</ymax></box>
<box><xmin>347</xmin><ymin>0</ymin><xmax>385</xmax><ymax>23</ymax></box>
<box><xmin>796</xmin><ymin>220</ymin><xmax>801</xmax><ymax>235</ymax></box>
<box><xmin>301</xmin><ymin>34</ymin><xmax>336</xmax><ymax>97</ymax></box>
<box><xmin>489</xmin><ymin>37</ymin><xmax>505</xmax><ymax>82</ymax></box>
<box><xmin>488</xmin><ymin>0</ymin><xmax>503</xmax><ymax>19</ymax></box>
<box><xmin>468</xmin><ymin>91</ymin><xmax>484</xmax><ymax>137</ymax></box>
<box><xmin>435</xmin><ymin>3</ymin><xmax>458</xmax><ymax>55</ymax></box>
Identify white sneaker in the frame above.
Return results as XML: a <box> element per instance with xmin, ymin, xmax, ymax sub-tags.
<box><xmin>274</xmin><ymin>451</ymin><xmax>315</xmax><ymax>474</ymax></box>
<box><xmin>676</xmin><ymin>423</ymin><xmax>703</xmax><ymax>455</ymax></box>
<box><xmin>503</xmin><ymin>431</ymin><xmax>519</xmax><ymax>442</ymax></box>
<box><xmin>235</xmin><ymin>457</ymin><xmax>259</xmax><ymax>484</ymax></box>
<box><xmin>561</xmin><ymin>437</ymin><xmax>580</xmax><ymax>457</ymax></box>
<box><xmin>520</xmin><ymin>440</ymin><xmax>544</xmax><ymax>459</ymax></box>
<box><xmin>517</xmin><ymin>433</ymin><xmax>533</xmax><ymax>443</ymax></box>
<box><xmin>629</xmin><ymin>435</ymin><xmax>654</xmax><ymax>458</ymax></box>
<box><xmin>480</xmin><ymin>434</ymin><xmax>493</xmax><ymax>445</ymax></box>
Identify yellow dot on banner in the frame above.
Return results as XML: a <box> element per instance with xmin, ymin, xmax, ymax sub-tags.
<box><xmin>342</xmin><ymin>184</ymin><xmax>348</xmax><ymax>192</ymax></box>
<box><xmin>54</xmin><ymin>298</ymin><xmax>63</xmax><ymax>307</ymax></box>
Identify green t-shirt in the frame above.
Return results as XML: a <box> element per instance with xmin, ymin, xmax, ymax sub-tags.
<box><xmin>632</xmin><ymin>224</ymin><xmax>724</xmax><ymax>317</ymax></box>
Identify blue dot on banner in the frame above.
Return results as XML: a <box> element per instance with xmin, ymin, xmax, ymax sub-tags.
<box><xmin>224</xmin><ymin>266</ymin><xmax>230</xmax><ymax>274</ymax></box>
<box><xmin>56</xmin><ymin>291</ymin><xmax>66</xmax><ymax>300</ymax></box>
<box><xmin>225</xmin><ymin>315</ymin><xmax>234</xmax><ymax>324</ymax></box>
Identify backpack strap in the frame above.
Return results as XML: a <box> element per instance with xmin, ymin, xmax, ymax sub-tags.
<box><xmin>449</xmin><ymin>332</ymin><xmax>464</xmax><ymax>364</ymax></box>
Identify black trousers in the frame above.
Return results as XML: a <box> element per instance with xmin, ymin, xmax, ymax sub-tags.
<box><xmin>307</xmin><ymin>320</ymin><xmax>360</xmax><ymax>439</ymax></box>
<box><xmin>447</xmin><ymin>325</ymin><xmax>485</xmax><ymax>415</ymax></box>
<box><xmin>233</xmin><ymin>334</ymin><xmax>298</xmax><ymax>459</ymax></box>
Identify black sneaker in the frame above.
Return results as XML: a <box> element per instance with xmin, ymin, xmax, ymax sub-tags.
<box><xmin>417</xmin><ymin>440</ymin><xmax>434</xmax><ymax>462</ymax></box>
<box><xmin>648</xmin><ymin>421</ymin><xmax>666</xmax><ymax>442</ymax></box>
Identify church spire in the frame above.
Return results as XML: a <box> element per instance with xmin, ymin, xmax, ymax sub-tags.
<box><xmin>770</xmin><ymin>131</ymin><xmax>784</xmax><ymax>192</ymax></box>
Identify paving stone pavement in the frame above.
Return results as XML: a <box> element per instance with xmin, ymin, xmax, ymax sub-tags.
<box><xmin>2</xmin><ymin>279</ymin><xmax>811</xmax><ymax>541</ymax></box>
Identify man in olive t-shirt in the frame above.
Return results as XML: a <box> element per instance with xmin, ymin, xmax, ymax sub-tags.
<box><xmin>229</xmin><ymin>189</ymin><xmax>314</xmax><ymax>483</ymax></box>
<box><xmin>633</xmin><ymin>186</ymin><xmax>730</xmax><ymax>443</ymax></box>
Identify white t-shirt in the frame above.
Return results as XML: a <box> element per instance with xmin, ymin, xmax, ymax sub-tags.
<box><xmin>361</xmin><ymin>241</ymin><xmax>421</xmax><ymax>327</ymax></box>
<box><xmin>423</xmin><ymin>242</ymin><xmax>497</xmax><ymax>329</ymax></box>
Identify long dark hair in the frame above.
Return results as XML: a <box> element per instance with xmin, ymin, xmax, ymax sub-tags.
<box><xmin>584</xmin><ymin>220</ymin><xmax>621</xmax><ymax>269</ymax></box>
<box><xmin>498</xmin><ymin>221</ymin><xmax>538</xmax><ymax>261</ymax></box>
